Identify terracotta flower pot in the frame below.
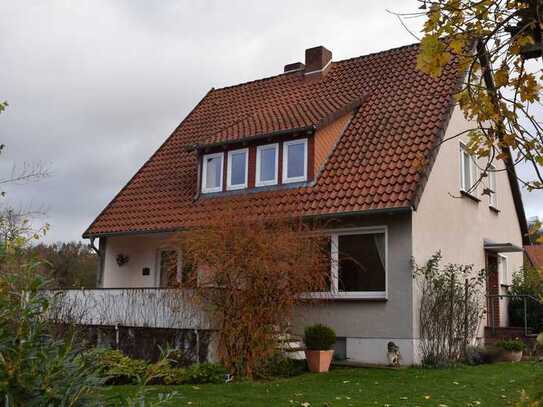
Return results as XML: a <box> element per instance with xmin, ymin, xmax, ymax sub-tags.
<box><xmin>501</xmin><ymin>350</ymin><xmax>523</xmax><ymax>362</ymax></box>
<box><xmin>305</xmin><ymin>350</ymin><xmax>334</xmax><ymax>373</ymax></box>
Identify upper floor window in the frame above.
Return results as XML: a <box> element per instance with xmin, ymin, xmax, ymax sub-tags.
<box><xmin>202</xmin><ymin>152</ymin><xmax>223</xmax><ymax>194</ymax></box>
<box><xmin>227</xmin><ymin>148</ymin><xmax>248</xmax><ymax>190</ymax></box>
<box><xmin>460</xmin><ymin>143</ymin><xmax>478</xmax><ymax>195</ymax></box>
<box><xmin>283</xmin><ymin>138</ymin><xmax>308</xmax><ymax>183</ymax></box>
<box><xmin>488</xmin><ymin>164</ymin><xmax>497</xmax><ymax>208</ymax></box>
<box><xmin>256</xmin><ymin>143</ymin><xmax>279</xmax><ymax>187</ymax></box>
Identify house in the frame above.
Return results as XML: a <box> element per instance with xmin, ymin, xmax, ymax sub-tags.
<box><xmin>82</xmin><ymin>43</ymin><xmax>529</xmax><ymax>365</ymax></box>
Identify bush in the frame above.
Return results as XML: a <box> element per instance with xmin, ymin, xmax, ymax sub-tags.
<box><xmin>496</xmin><ymin>339</ymin><xmax>526</xmax><ymax>352</ymax></box>
<box><xmin>464</xmin><ymin>345</ymin><xmax>505</xmax><ymax>365</ymax></box>
<box><xmin>254</xmin><ymin>352</ymin><xmax>307</xmax><ymax>379</ymax></box>
<box><xmin>82</xmin><ymin>348</ymin><xmax>149</xmax><ymax>385</ymax></box>
<box><xmin>146</xmin><ymin>358</ymin><xmax>186</xmax><ymax>385</ymax></box>
<box><xmin>304</xmin><ymin>324</ymin><xmax>336</xmax><ymax>351</ymax></box>
<box><xmin>183</xmin><ymin>363</ymin><xmax>227</xmax><ymax>384</ymax></box>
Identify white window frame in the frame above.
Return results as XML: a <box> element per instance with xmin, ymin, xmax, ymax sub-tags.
<box><xmin>282</xmin><ymin>138</ymin><xmax>308</xmax><ymax>184</ymax></box>
<box><xmin>326</xmin><ymin>226</ymin><xmax>389</xmax><ymax>300</ymax></box>
<box><xmin>460</xmin><ymin>142</ymin><xmax>478</xmax><ymax>196</ymax></box>
<box><xmin>488</xmin><ymin>164</ymin><xmax>498</xmax><ymax>209</ymax></box>
<box><xmin>201</xmin><ymin>152</ymin><xmax>224</xmax><ymax>194</ymax></box>
<box><xmin>255</xmin><ymin>143</ymin><xmax>279</xmax><ymax>187</ymax></box>
<box><xmin>226</xmin><ymin>148</ymin><xmax>248</xmax><ymax>190</ymax></box>
<box><xmin>498</xmin><ymin>254</ymin><xmax>509</xmax><ymax>286</ymax></box>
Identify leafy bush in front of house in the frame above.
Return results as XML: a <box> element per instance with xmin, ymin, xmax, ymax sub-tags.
<box><xmin>0</xmin><ymin>262</ymin><xmax>103</xmax><ymax>405</ymax></box>
<box><xmin>183</xmin><ymin>363</ymin><xmax>227</xmax><ymax>384</ymax></box>
<box><xmin>304</xmin><ymin>324</ymin><xmax>336</xmax><ymax>351</ymax></box>
<box><xmin>414</xmin><ymin>252</ymin><xmax>486</xmax><ymax>367</ymax></box>
<box><xmin>464</xmin><ymin>345</ymin><xmax>505</xmax><ymax>365</ymax></box>
<box><xmin>82</xmin><ymin>348</ymin><xmax>150</xmax><ymax>385</ymax></box>
<box><xmin>254</xmin><ymin>352</ymin><xmax>307</xmax><ymax>379</ymax></box>
<box><xmin>508</xmin><ymin>268</ymin><xmax>543</xmax><ymax>332</ymax></box>
<box><xmin>496</xmin><ymin>339</ymin><xmax>526</xmax><ymax>352</ymax></box>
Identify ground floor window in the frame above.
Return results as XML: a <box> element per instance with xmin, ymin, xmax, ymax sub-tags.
<box><xmin>330</xmin><ymin>227</ymin><xmax>387</xmax><ymax>298</ymax></box>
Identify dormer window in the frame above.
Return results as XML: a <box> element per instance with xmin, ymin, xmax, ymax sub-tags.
<box><xmin>283</xmin><ymin>138</ymin><xmax>308</xmax><ymax>183</ymax></box>
<box><xmin>256</xmin><ymin>143</ymin><xmax>279</xmax><ymax>187</ymax></box>
<box><xmin>227</xmin><ymin>148</ymin><xmax>248</xmax><ymax>190</ymax></box>
<box><xmin>201</xmin><ymin>152</ymin><xmax>223</xmax><ymax>194</ymax></box>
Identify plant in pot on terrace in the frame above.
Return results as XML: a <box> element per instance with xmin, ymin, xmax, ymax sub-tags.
<box><xmin>496</xmin><ymin>339</ymin><xmax>525</xmax><ymax>362</ymax></box>
<box><xmin>304</xmin><ymin>324</ymin><xmax>336</xmax><ymax>373</ymax></box>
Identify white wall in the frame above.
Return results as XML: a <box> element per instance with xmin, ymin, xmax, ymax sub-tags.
<box><xmin>102</xmin><ymin>234</ymin><xmax>175</xmax><ymax>288</ymax></box>
<box><xmin>412</xmin><ymin>106</ymin><xmax>524</xmax><ymax>341</ymax></box>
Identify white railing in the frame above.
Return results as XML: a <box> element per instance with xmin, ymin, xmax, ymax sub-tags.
<box><xmin>45</xmin><ymin>288</ymin><xmax>211</xmax><ymax>330</ymax></box>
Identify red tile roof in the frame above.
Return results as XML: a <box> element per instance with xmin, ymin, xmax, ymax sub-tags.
<box><xmin>84</xmin><ymin>43</ymin><xmax>461</xmax><ymax>237</ymax></box>
<box><xmin>525</xmin><ymin>245</ymin><xmax>543</xmax><ymax>271</ymax></box>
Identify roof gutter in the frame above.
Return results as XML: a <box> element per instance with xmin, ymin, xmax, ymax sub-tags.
<box><xmin>83</xmin><ymin>207</ymin><xmax>412</xmax><ymax>239</ymax></box>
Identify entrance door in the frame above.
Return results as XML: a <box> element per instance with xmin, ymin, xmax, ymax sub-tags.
<box><xmin>486</xmin><ymin>254</ymin><xmax>500</xmax><ymax>328</ymax></box>
<box><xmin>159</xmin><ymin>250</ymin><xmax>180</xmax><ymax>288</ymax></box>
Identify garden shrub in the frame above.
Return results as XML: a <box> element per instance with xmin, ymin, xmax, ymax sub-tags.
<box><xmin>304</xmin><ymin>324</ymin><xmax>336</xmax><ymax>351</ymax></box>
<box><xmin>508</xmin><ymin>267</ymin><xmax>543</xmax><ymax>332</ymax></box>
<box><xmin>254</xmin><ymin>352</ymin><xmax>307</xmax><ymax>379</ymax></box>
<box><xmin>496</xmin><ymin>339</ymin><xmax>526</xmax><ymax>352</ymax></box>
<box><xmin>0</xmin><ymin>266</ymin><xmax>103</xmax><ymax>405</ymax></box>
<box><xmin>146</xmin><ymin>358</ymin><xmax>186</xmax><ymax>385</ymax></box>
<box><xmin>183</xmin><ymin>363</ymin><xmax>227</xmax><ymax>384</ymax></box>
<box><xmin>82</xmin><ymin>348</ymin><xmax>149</xmax><ymax>385</ymax></box>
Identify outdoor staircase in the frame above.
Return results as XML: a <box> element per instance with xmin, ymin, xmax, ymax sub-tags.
<box><xmin>484</xmin><ymin>326</ymin><xmax>538</xmax><ymax>352</ymax></box>
<box><xmin>274</xmin><ymin>329</ymin><xmax>306</xmax><ymax>360</ymax></box>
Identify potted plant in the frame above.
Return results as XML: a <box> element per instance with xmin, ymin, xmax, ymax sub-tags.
<box><xmin>496</xmin><ymin>339</ymin><xmax>525</xmax><ymax>362</ymax></box>
<box><xmin>304</xmin><ymin>324</ymin><xmax>336</xmax><ymax>373</ymax></box>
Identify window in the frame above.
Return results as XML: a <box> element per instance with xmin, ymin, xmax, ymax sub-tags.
<box><xmin>460</xmin><ymin>143</ymin><xmax>478</xmax><ymax>195</ymax></box>
<box><xmin>330</xmin><ymin>227</ymin><xmax>387</xmax><ymax>298</ymax></box>
<box><xmin>283</xmin><ymin>138</ymin><xmax>308</xmax><ymax>183</ymax></box>
<box><xmin>488</xmin><ymin>164</ymin><xmax>497</xmax><ymax>208</ymax></box>
<box><xmin>201</xmin><ymin>152</ymin><xmax>223</xmax><ymax>193</ymax></box>
<box><xmin>256</xmin><ymin>143</ymin><xmax>278</xmax><ymax>186</ymax></box>
<box><xmin>498</xmin><ymin>254</ymin><xmax>509</xmax><ymax>285</ymax></box>
<box><xmin>227</xmin><ymin>148</ymin><xmax>248</xmax><ymax>190</ymax></box>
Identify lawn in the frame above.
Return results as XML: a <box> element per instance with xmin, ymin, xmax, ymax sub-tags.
<box><xmin>104</xmin><ymin>362</ymin><xmax>542</xmax><ymax>406</ymax></box>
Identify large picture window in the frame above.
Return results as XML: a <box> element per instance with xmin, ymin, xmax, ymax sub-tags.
<box><xmin>227</xmin><ymin>148</ymin><xmax>248</xmax><ymax>190</ymax></box>
<box><xmin>201</xmin><ymin>152</ymin><xmax>223</xmax><ymax>193</ymax></box>
<box><xmin>256</xmin><ymin>143</ymin><xmax>278</xmax><ymax>186</ymax></box>
<box><xmin>283</xmin><ymin>138</ymin><xmax>307</xmax><ymax>183</ymax></box>
<box><xmin>330</xmin><ymin>227</ymin><xmax>387</xmax><ymax>299</ymax></box>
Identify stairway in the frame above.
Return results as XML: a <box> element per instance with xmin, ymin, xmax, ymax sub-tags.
<box><xmin>484</xmin><ymin>326</ymin><xmax>538</xmax><ymax>350</ymax></box>
<box><xmin>275</xmin><ymin>331</ymin><xmax>306</xmax><ymax>360</ymax></box>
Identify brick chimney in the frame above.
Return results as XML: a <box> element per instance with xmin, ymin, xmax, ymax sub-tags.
<box><xmin>304</xmin><ymin>46</ymin><xmax>332</xmax><ymax>77</ymax></box>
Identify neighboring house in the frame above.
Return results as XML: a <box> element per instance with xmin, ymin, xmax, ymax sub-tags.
<box><xmin>525</xmin><ymin>245</ymin><xmax>543</xmax><ymax>274</ymax></box>
<box><xmin>82</xmin><ymin>44</ymin><xmax>529</xmax><ymax>364</ymax></box>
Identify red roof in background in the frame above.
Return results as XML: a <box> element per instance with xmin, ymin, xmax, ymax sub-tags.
<box><xmin>84</xmin><ymin>43</ymin><xmax>461</xmax><ymax>237</ymax></box>
<box><xmin>525</xmin><ymin>245</ymin><xmax>543</xmax><ymax>270</ymax></box>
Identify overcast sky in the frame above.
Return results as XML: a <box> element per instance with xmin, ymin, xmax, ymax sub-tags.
<box><xmin>0</xmin><ymin>1</ymin><xmax>541</xmax><ymax>243</ymax></box>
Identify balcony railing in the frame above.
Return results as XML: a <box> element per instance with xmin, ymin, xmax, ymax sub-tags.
<box><xmin>44</xmin><ymin>288</ymin><xmax>211</xmax><ymax>330</ymax></box>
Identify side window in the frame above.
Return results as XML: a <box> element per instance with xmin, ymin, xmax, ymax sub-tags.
<box><xmin>460</xmin><ymin>143</ymin><xmax>478</xmax><ymax>195</ymax></box>
<box><xmin>488</xmin><ymin>164</ymin><xmax>497</xmax><ymax>208</ymax></box>
<box><xmin>201</xmin><ymin>152</ymin><xmax>224</xmax><ymax>193</ymax></box>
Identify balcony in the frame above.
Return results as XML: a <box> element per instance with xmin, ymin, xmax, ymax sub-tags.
<box><xmin>45</xmin><ymin>288</ymin><xmax>211</xmax><ymax>330</ymax></box>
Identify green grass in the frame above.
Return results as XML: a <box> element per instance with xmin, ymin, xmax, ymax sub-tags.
<box><xmin>104</xmin><ymin>362</ymin><xmax>542</xmax><ymax>406</ymax></box>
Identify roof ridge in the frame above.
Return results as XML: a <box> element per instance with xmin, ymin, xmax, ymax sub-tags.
<box><xmin>213</xmin><ymin>42</ymin><xmax>421</xmax><ymax>93</ymax></box>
